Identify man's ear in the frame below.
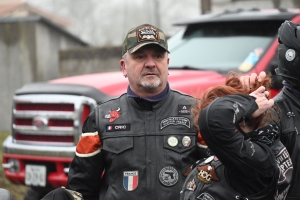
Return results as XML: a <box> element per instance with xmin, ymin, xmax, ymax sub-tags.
<box><xmin>120</xmin><ymin>59</ymin><xmax>127</xmax><ymax>76</ymax></box>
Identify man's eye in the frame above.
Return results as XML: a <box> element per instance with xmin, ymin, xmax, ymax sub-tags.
<box><xmin>135</xmin><ymin>55</ymin><xmax>143</xmax><ymax>59</ymax></box>
<box><xmin>156</xmin><ymin>55</ymin><xmax>163</xmax><ymax>59</ymax></box>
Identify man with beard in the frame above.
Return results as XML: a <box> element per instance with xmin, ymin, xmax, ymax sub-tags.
<box><xmin>40</xmin><ymin>24</ymin><xmax>265</xmax><ymax>200</ymax></box>
<box><xmin>42</xmin><ymin>24</ymin><xmax>208</xmax><ymax>200</ymax></box>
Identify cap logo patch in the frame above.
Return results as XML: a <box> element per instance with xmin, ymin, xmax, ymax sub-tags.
<box><xmin>137</xmin><ymin>25</ymin><xmax>160</xmax><ymax>42</ymax></box>
<box><xmin>104</xmin><ymin>107</ymin><xmax>121</xmax><ymax>122</ymax></box>
<box><xmin>285</xmin><ymin>49</ymin><xmax>295</xmax><ymax>61</ymax></box>
<box><xmin>123</xmin><ymin>171</ymin><xmax>138</xmax><ymax>191</ymax></box>
<box><xmin>197</xmin><ymin>193</ymin><xmax>215</xmax><ymax>200</ymax></box>
<box><xmin>160</xmin><ymin>117</ymin><xmax>190</xmax><ymax>130</ymax></box>
<box><xmin>159</xmin><ymin>166</ymin><xmax>178</xmax><ymax>186</ymax></box>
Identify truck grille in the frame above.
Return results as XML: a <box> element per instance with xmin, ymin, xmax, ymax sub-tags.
<box><xmin>12</xmin><ymin>94</ymin><xmax>97</xmax><ymax>146</ymax></box>
<box><xmin>16</xmin><ymin>103</ymin><xmax>75</xmax><ymax>111</ymax></box>
<box><xmin>15</xmin><ymin>118</ymin><xmax>74</xmax><ymax>127</ymax></box>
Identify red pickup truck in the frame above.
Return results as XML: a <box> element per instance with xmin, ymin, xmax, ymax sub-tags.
<box><xmin>3</xmin><ymin>8</ymin><xmax>300</xmax><ymax>199</ymax></box>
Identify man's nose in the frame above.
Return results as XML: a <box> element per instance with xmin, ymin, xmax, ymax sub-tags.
<box><xmin>145</xmin><ymin>57</ymin><xmax>156</xmax><ymax>68</ymax></box>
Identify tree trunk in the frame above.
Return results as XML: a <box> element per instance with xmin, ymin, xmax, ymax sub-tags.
<box><xmin>272</xmin><ymin>0</ymin><xmax>281</xmax><ymax>8</ymax></box>
<box><xmin>293</xmin><ymin>0</ymin><xmax>300</xmax><ymax>8</ymax></box>
<box><xmin>201</xmin><ymin>0</ymin><xmax>211</xmax><ymax>14</ymax></box>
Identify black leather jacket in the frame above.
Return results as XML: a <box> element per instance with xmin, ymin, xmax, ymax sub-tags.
<box><xmin>274</xmin><ymin>87</ymin><xmax>300</xmax><ymax>200</ymax></box>
<box><xmin>67</xmin><ymin>89</ymin><xmax>208</xmax><ymax>200</ymax></box>
<box><xmin>180</xmin><ymin>94</ymin><xmax>292</xmax><ymax>200</ymax></box>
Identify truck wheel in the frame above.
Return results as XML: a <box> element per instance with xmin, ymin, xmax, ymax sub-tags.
<box><xmin>24</xmin><ymin>187</ymin><xmax>53</xmax><ymax>200</ymax></box>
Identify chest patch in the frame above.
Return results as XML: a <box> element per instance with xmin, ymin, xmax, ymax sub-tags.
<box><xmin>160</xmin><ymin>117</ymin><xmax>190</xmax><ymax>130</ymax></box>
<box><xmin>104</xmin><ymin>107</ymin><xmax>121</xmax><ymax>122</ymax></box>
<box><xmin>197</xmin><ymin>164</ymin><xmax>219</xmax><ymax>184</ymax></box>
<box><xmin>178</xmin><ymin>105</ymin><xmax>191</xmax><ymax>115</ymax></box>
<box><xmin>106</xmin><ymin>124</ymin><xmax>131</xmax><ymax>132</ymax></box>
<box><xmin>186</xmin><ymin>178</ymin><xmax>196</xmax><ymax>191</ymax></box>
<box><xmin>159</xmin><ymin>166</ymin><xmax>178</xmax><ymax>186</ymax></box>
<box><xmin>197</xmin><ymin>192</ymin><xmax>215</xmax><ymax>200</ymax></box>
<box><xmin>276</xmin><ymin>148</ymin><xmax>293</xmax><ymax>184</ymax></box>
<box><xmin>123</xmin><ymin>171</ymin><xmax>138</xmax><ymax>191</ymax></box>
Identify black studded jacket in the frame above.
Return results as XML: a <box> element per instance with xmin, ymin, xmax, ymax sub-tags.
<box><xmin>180</xmin><ymin>94</ymin><xmax>292</xmax><ymax>200</ymax></box>
<box><xmin>274</xmin><ymin>87</ymin><xmax>300</xmax><ymax>200</ymax></box>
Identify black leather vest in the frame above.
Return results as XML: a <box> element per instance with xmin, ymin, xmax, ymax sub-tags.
<box><xmin>95</xmin><ymin>90</ymin><xmax>206</xmax><ymax>200</ymax></box>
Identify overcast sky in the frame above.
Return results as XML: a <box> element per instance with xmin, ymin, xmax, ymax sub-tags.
<box><xmin>23</xmin><ymin>0</ymin><xmax>200</xmax><ymax>46</ymax></box>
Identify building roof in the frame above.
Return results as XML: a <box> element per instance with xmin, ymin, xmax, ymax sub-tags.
<box><xmin>0</xmin><ymin>2</ymin><xmax>72</xmax><ymax>27</ymax></box>
<box><xmin>0</xmin><ymin>1</ymin><xmax>88</xmax><ymax>46</ymax></box>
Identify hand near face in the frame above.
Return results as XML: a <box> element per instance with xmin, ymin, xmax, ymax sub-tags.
<box><xmin>240</xmin><ymin>71</ymin><xmax>266</xmax><ymax>90</ymax></box>
<box><xmin>249</xmin><ymin>86</ymin><xmax>274</xmax><ymax>118</ymax></box>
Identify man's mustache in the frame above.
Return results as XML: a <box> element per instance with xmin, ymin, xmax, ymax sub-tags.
<box><xmin>141</xmin><ymin>70</ymin><xmax>160</xmax><ymax>76</ymax></box>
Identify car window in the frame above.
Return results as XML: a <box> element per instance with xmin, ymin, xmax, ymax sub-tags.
<box><xmin>168</xmin><ymin>20</ymin><xmax>283</xmax><ymax>73</ymax></box>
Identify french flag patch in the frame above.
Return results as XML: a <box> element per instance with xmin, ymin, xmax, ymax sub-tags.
<box><xmin>107</xmin><ymin>126</ymin><xmax>113</xmax><ymax>131</ymax></box>
<box><xmin>123</xmin><ymin>171</ymin><xmax>138</xmax><ymax>191</ymax></box>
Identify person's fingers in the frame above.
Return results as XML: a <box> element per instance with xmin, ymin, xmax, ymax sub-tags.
<box><xmin>240</xmin><ymin>71</ymin><xmax>266</xmax><ymax>90</ymax></box>
<box><xmin>257</xmin><ymin>71</ymin><xmax>266</xmax><ymax>82</ymax></box>
<box><xmin>252</xmin><ymin>98</ymin><xmax>273</xmax><ymax>118</ymax></box>
<box><xmin>240</xmin><ymin>75</ymin><xmax>250</xmax><ymax>90</ymax></box>
<box><xmin>250</xmin><ymin>86</ymin><xmax>266</xmax><ymax>98</ymax></box>
<box><xmin>264</xmin><ymin>91</ymin><xmax>270</xmax><ymax>98</ymax></box>
<box><xmin>268</xmin><ymin>99</ymin><xmax>274</xmax><ymax>107</ymax></box>
<box><xmin>250</xmin><ymin>73</ymin><xmax>257</xmax><ymax>85</ymax></box>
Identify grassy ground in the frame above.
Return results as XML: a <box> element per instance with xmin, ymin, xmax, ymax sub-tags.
<box><xmin>0</xmin><ymin>132</ymin><xmax>29</xmax><ymax>200</ymax></box>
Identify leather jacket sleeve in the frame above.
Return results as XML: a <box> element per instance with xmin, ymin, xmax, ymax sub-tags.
<box><xmin>198</xmin><ymin>94</ymin><xmax>276</xmax><ymax>177</ymax></box>
<box><xmin>67</xmin><ymin>110</ymin><xmax>104</xmax><ymax>200</ymax></box>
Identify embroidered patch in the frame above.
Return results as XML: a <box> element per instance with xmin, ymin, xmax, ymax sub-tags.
<box><xmin>123</xmin><ymin>171</ymin><xmax>138</xmax><ymax>191</ymax></box>
<box><xmin>159</xmin><ymin>166</ymin><xmax>178</xmax><ymax>186</ymax></box>
<box><xmin>178</xmin><ymin>105</ymin><xmax>191</xmax><ymax>115</ymax></box>
<box><xmin>285</xmin><ymin>49</ymin><xmax>296</xmax><ymax>61</ymax></box>
<box><xmin>186</xmin><ymin>178</ymin><xmax>196</xmax><ymax>191</ymax></box>
<box><xmin>106</xmin><ymin>124</ymin><xmax>131</xmax><ymax>132</ymax></box>
<box><xmin>160</xmin><ymin>117</ymin><xmax>190</xmax><ymax>130</ymax></box>
<box><xmin>137</xmin><ymin>25</ymin><xmax>160</xmax><ymax>42</ymax></box>
<box><xmin>276</xmin><ymin>148</ymin><xmax>293</xmax><ymax>184</ymax></box>
<box><xmin>104</xmin><ymin>107</ymin><xmax>121</xmax><ymax>122</ymax></box>
<box><xmin>197</xmin><ymin>164</ymin><xmax>219</xmax><ymax>184</ymax></box>
<box><xmin>197</xmin><ymin>192</ymin><xmax>215</xmax><ymax>200</ymax></box>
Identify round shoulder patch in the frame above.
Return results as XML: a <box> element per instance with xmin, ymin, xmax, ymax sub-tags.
<box><xmin>159</xmin><ymin>166</ymin><xmax>178</xmax><ymax>186</ymax></box>
<box><xmin>285</xmin><ymin>49</ymin><xmax>296</xmax><ymax>61</ymax></box>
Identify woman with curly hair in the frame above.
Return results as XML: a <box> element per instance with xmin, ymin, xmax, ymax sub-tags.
<box><xmin>180</xmin><ymin>72</ymin><xmax>292</xmax><ymax>200</ymax></box>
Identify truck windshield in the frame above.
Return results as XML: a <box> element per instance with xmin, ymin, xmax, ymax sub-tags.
<box><xmin>168</xmin><ymin>21</ymin><xmax>282</xmax><ymax>73</ymax></box>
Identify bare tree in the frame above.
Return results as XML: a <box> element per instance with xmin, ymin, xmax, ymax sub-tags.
<box><xmin>200</xmin><ymin>0</ymin><xmax>211</xmax><ymax>14</ymax></box>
